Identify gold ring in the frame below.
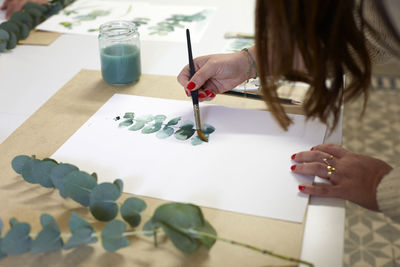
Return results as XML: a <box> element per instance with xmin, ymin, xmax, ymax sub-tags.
<box><xmin>327</xmin><ymin>171</ymin><xmax>332</xmax><ymax>179</ymax></box>
<box><xmin>322</xmin><ymin>155</ymin><xmax>334</xmax><ymax>165</ymax></box>
<box><xmin>327</xmin><ymin>165</ymin><xmax>336</xmax><ymax>172</ymax></box>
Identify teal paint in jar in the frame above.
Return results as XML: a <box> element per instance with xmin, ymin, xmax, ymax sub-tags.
<box><xmin>98</xmin><ymin>21</ymin><xmax>141</xmax><ymax>85</ymax></box>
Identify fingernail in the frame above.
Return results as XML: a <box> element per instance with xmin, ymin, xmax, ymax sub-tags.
<box><xmin>310</xmin><ymin>147</ymin><xmax>315</xmax><ymax>151</ymax></box>
<box><xmin>291</xmin><ymin>153</ymin><xmax>296</xmax><ymax>160</ymax></box>
<box><xmin>185</xmin><ymin>90</ymin><xmax>190</xmax><ymax>97</ymax></box>
<box><xmin>205</xmin><ymin>89</ymin><xmax>212</xmax><ymax>95</ymax></box>
<box><xmin>199</xmin><ymin>93</ymin><xmax>206</xmax><ymax>98</ymax></box>
<box><xmin>210</xmin><ymin>93</ymin><xmax>216</xmax><ymax>98</ymax></box>
<box><xmin>298</xmin><ymin>185</ymin><xmax>306</xmax><ymax>191</ymax></box>
<box><xmin>187</xmin><ymin>81</ymin><xmax>196</xmax><ymax>90</ymax></box>
<box><xmin>291</xmin><ymin>165</ymin><xmax>296</xmax><ymax>171</ymax></box>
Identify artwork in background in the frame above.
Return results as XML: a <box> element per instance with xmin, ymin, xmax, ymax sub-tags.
<box><xmin>51</xmin><ymin>94</ymin><xmax>327</xmax><ymax>223</ymax></box>
<box><xmin>36</xmin><ymin>0</ymin><xmax>216</xmax><ymax>42</ymax></box>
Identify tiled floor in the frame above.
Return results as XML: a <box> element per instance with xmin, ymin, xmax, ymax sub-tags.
<box><xmin>342</xmin><ymin>74</ymin><xmax>400</xmax><ymax>266</ymax></box>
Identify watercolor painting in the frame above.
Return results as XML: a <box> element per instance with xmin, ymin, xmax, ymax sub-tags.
<box><xmin>36</xmin><ymin>0</ymin><xmax>216</xmax><ymax>42</ymax></box>
<box><xmin>114</xmin><ymin>112</ymin><xmax>215</xmax><ymax>146</ymax></box>
<box><xmin>224</xmin><ymin>37</ymin><xmax>255</xmax><ymax>53</ymax></box>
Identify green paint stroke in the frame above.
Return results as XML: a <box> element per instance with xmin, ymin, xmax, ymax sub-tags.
<box><xmin>116</xmin><ymin>112</ymin><xmax>215</xmax><ymax>145</ymax></box>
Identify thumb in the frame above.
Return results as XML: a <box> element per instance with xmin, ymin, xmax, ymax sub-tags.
<box><xmin>186</xmin><ymin>61</ymin><xmax>218</xmax><ymax>91</ymax></box>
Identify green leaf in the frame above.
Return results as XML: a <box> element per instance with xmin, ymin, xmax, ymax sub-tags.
<box><xmin>11</xmin><ymin>155</ymin><xmax>31</xmax><ymax>174</ymax></box>
<box><xmin>91</xmin><ymin>172</ymin><xmax>98</xmax><ymax>181</ymax></box>
<box><xmin>191</xmin><ymin>136</ymin><xmax>203</xmax><ymax>146</ymax></box>
<box><xmin>0</xmin><ymin>239</ymin><xmax>7</xmax><ymax>259</ymax></box>
<box><xmin>120</xmin><ymin>197</ymin><xmax>147</xmax><ymax>227</ymax></box>
<box><xmin>42</xmin><ymin>157</ymin><xmax>58</xmax><ymax>164</ymax></box>
<box><xmin>1</xmin><ymin>219</ymin><xmax>32</xmax><ymax>255</ymax></box>
<box><xmin>69</xmin><ymin>212</ymin><xmax>94</xmax><ymax>233</ymax></box>
<box><xmin>142</xmin><ymin>218</ymin><xmax>160</xmax><ymax>237</ymax></box>
<box><xmin>0</xmin><ymin>29</ymin><xmax>9</xmax><ymax>52</ymax></box>
<box><xmin>0</xmin><ymin>218</ymin><xmax>3</xmax><ymax>236</ymax></box>
<box><xmin>154</xmin><ymin>115</ymin><xmax>167</xmax><ymax>122</ymax></box>
<box><xmin>89</xmin><ymin>183</ymin><xmax>121</xmax><ymax>221</ymax></box>
<box><xmin>10</xmin><ymin>11</ymin><xmax>34</xmax><ymax>29</ymax></box>
<box><xmin>12</xmin><ymin>20</ymin><xmax>30</xmax><ymax>39</ymax></box>
<box><xmin>156</xmin><ymin>126</ymin><xmax>174</xmax><ymax>139</ymax></box>
<box><xmin>118</xmin><ymin>119</ymin><xmax>133</xmax><ymax>127</ymax></box>
<box><xmin>141</xmin><ymin>122</ymin><xmax>163</xmax><ymax>134</ymax></box>
<box><xmin>113</xmin><ymin>179</ymin><xmax>123</xmax><ymax>193</ymax></box>
<box><xmin>33</xmin><ymin>160</ymin><xmax>58</xmax><ymax>188</ymax></box>
<box><xmin>25</xmin><ymin>8</ymin><xmax>43</xmax><ymax>26</ymax></box>
<box><xmin>64</xmin><ymin>228</ymin><xmax>97</xmax><ymax>250</ymax></box>
<box><xmin>202</xmin><ymin>124</ymin><xmax>215</xmax><ymax>134</ymax></box>
<box><xmin>174</xmin><ymin>122</ymin><xmax>196</xmax><ymax>140</ymax></box>
<box><xmin>50</xmin><ymin>163</ymin><xmax>79</xmax><ymax>198</ymax></box>
<box><xmin>7</xmin><ymin>31</ymin><xmax>18</xmax><ymax>49</ymax></box>
<box><xmin>64</xmin><ymin>170</ymin><xmax>97</xmax><ymax>206</ymax></box>
<box><xmin>31</xmin><ymin>214</ymin><xmax>63</xmax><ymax>254</ymax></box>
<box><xmin>21</xmin><ymin>158</ymin><xmax>41</xmax><ymax>184</ymax></box>
<box><xmin>101</xmin><ymin>220</ymin><xmax>130</xmax><ymax>252</ymax></box>
<box><xmin>0</xmin><ymin>21</ymin><xmax>21</xmax><ymax>40</ymax></box>
<box><xmin>192</xmin><ymin>220</ymin><xmax>217</xmax><ymax>249</ymax></box>
<box><xmin>166</xmin><ymin>116</ymin><xmax>182</xmax><ymax>126</ymax></box>
<box><xmin>128</xmin><ymin>120</ymin><xmax>146</xmax><ymax>131</ymax></box>
<box><xmin>123</xmin><ymin>112</ymin><xmax>134</xmax><ymax>119</ymax></box>
<box><xmin>23</xmin><ymin>2</ymin><xmax>48</xmax><ymax>13</ymax></box>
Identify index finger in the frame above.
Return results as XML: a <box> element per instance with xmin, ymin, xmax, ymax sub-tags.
<box><xmin>177</xmin><ymin>64</ymin><xmax>190</xmax><ymax>87</ymax></box>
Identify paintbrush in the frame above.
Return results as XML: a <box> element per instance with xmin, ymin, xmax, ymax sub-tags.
<box><xmin>186</xmin><ymin>29</ymin><xmax>208</xmax><ymax>142</ymax></box>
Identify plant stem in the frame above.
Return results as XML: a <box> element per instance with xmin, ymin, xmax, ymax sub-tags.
<box><xmin>188</xmin><ymin>229</ymin><xmax>314</xmax><ymax>267</ymax></box>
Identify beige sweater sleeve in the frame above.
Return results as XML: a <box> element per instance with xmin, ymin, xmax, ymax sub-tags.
<box><xmin>377</xmin><ymin>167</ymin><xmax>400</xmax><ymax>222</ymax></box>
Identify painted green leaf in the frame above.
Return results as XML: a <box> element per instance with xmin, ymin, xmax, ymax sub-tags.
<box><xmin>120</xmin><ymin>197</ymin><xmax>147</xmax><ymax>227</ymax></box>
<box><xmin>31</xmin><ymin>214</ymin><xmax>63</xmax><ymax>254</ymax></box>
<box><xmin>11</xmin><ymin>155</ymin><xmax>31</xmax><ymax>174</ymax></box>
<box><xmin>154</xmin><ymin>115</ymin><xmax>167</xmax><ymax>122</ymax></box>
<box><xmin>21</xmin><ymin>158</ymin><xmax>41</xmax><ymax>184</ymax></box>
<box><xmin>156</xmin><ymin>126</ymin><xmax>174</xmax><ymax>139</ymax></box>
<box><xmin>69</xmin><ymin>212</ymin><xmax>94</xmax><ymax>233</ymax></box>
<box><xmin>174</xmin><ymin>122</ymin><xmax>195</xmax><ymax>140</ymax></box>
<box><xmin>191</xmin><ymin>136</ymin><xmax>203</xmax><ymax>146</ymax></box>
<box><xmin>202</xmin><ymin>124</ymin><xmax>215</xmax><ymax>134</ymax></box>
<box><xmin>10</xmin><ymin>11</ymin><xmax>34</xmax><ymax>29</ymax></box>
<box><xmin>50</xmin><ymin>163</ymin><xmax>79</xmax><ymax>198</ymax></box>
<box><xmin>123</xmin><ymin>112</ymin><xmax>134</xmax><ymax>119</ymax></box>
<box><xmin>64</xmin><ymin>170</ymin><xmax>97</xmax><ymax>206</ymax></box>
<box><xmin>89</xmin><ymin>183</ymin><xmax>121</xmax><ymax>221</ymax></box>
<box><xmin>113</xmin><ymin>179</ymin><xmax>123</xmax><ymax>194</ymax></box>
<box><xmin>166</xmin><ymin>117</ymin><xmax>181</xmax><ymax>126</ymax></box>
<box><xmin>1</xmin><ymin>219</ymin><xmax>32</xmax><ymax>255</ymax></box>
<box><xmin>119</xmin><ymin>119</ymin><xmax>133</xmax><ymax>127</ymax></box>
<box><xmin>128</xmin><ymin>120</ymin><xmax>146</xmax><ymax>131</ymax></box>
<box><xmin>63</xmin><ymin>227</ymin><xmax>97</xmax><ymax>250</ymax></box>
<box><xmin>152</xmin><ymin>203</ymin><xmax>205</xmax><ymax>253</ymax></box>
<box><xmin>33</xmin><ymin>161</ymin><xmax>58</xmax><ymax>188</ymax></box>
<box><xmin>101</xmin><ymin>220</ymin><xmax>130</xmax><ymax>252</ymax></box>
<box><xmin>142</xmin><ymin>122</ymin><xmax>163</xmax><ymax>134</ymax></box>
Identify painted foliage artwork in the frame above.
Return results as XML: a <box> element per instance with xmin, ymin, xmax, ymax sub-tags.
<box><xmin>36</xmin><ymin>0</ymin><xmax>216</xmax><ymax>42</ymax></box>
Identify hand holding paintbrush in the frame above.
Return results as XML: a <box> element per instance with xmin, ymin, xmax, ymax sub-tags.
<box><xmin>186</xmin><ymin>29</ymin><xmax>208</xmax><ymax>142</ymax></box>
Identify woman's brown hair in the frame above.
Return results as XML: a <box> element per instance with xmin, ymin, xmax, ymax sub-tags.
<box><xmin>255</xmin><ymin>0</ymin><xmax>399</xmax><ymax>131</ymax></box>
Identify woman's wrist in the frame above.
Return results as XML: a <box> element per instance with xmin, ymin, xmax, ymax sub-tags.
<box><xmin>241</xmin><ymin>47</ymin><xmax>257</xmax><ymax>79</ymax></box>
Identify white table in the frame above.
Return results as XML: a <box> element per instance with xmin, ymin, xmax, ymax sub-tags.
<box><xmin>0</xmin><ymin>1</ymin><xmax>344</xmax><ymax>266</ymax></box>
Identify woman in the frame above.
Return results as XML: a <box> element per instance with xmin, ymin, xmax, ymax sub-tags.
<box><xmin>177</xmin><ymin>1</ymin><xmax>400</xmax><ymax>221</ymax></box>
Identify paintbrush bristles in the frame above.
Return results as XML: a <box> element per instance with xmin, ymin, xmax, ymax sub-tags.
<box><xmin>197</xmin><ymin>129</ymin><xmax>208</xmax><ymax>142</ymax></box>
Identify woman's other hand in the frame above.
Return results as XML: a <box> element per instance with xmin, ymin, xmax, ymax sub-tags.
<box><xmin>291</xmin><ymin>144</ymin><xmax>393</xmax><ymax>210</ymax></box>
<box><xmin>1</xmin><ymin>0</ymin><xmax>48</xmax><ymax>19</ymax></box>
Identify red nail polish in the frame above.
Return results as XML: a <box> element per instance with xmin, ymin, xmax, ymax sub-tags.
<box><xmin>310</xmin><ymin>147</ymin><xmax>315</xmax><ymax>151</ymax></box>
<box><xmin>298</xmin><ymin>185</ymin><xmax>306</xmax><ymax>191</ymax></box>
<box><xmin>210</xmin><ymin>93</ymin><xmax>216</xmax><ymax>98</ymax></box>
<box><xmin>185</xmin><ymin>90</ymin><xmax>190</xmax><ymax>96</ymax></box>
<box><xmin>291</xmin><ymin>165</ymin><xmax>296</xmax><ymax>171</ymax></box>
<box><xmin>187</xmin><ymin>81</ymin><xmax>196</xmax><ymax>90</ymax></box>
<box><xmin>205</xmin><ymin>89</ymin><xmax>211</xmax><ymax>95</ymax></box>
<box><xmin>291</xmin><ymin>153</ymin><xmax>296</xmax><ymax>160</ymax></box>
<box><xmin>199</xmin><ymin>93</ymin><xmax>206</xmax><ymax>98</ymax></box>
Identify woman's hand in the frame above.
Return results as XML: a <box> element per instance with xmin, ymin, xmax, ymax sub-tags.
<box><xmin>1</xmin><ymin>0</ymin><xmax>48</xmax><ymax>19</ymax></box>
<box><xmin>291</xmin><ymin>144</ymin><xmax>393</xmax><ymax>211</ymax></box>
<box><xmin>177</xmin><ymin>50</ymin><xmax>252</xmax><ymax>101</ymax></box>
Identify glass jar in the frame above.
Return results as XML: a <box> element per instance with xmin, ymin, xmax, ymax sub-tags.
<box><xmin>98</xmin><ymin>20</ymin><xmax>141</xmax><ymax>85</ymax></box>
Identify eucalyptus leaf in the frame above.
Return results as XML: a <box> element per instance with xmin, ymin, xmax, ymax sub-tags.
<box><xmin>64</xmin><ymin>228</ymin><xmax>97</xmax><ymax>250</ymax></box>
<box><xmin>50</xmin><ymin>163</ymin><xmax>79</xmax><ymax>198</ymax></box>
<box><xmin>25</xmin><ymin>8</ymin><xmax>43</xmax><ymax>26</ymax></box>
<box><xmin>128</xmin><ymin>120</ymin><xmax>146</xmax><ymax>131</ymax></box>
<box><xmin>142</xmin><ymin>218</ymin><xmax>160</xmax><ymax>237</ymax></box>
<box><xmin>113</xmin><ymin>179</ymin><xmax>123</xmax><ymax>193</ymax></box>
<box><xmin>152</xmin><ymin>203</ymin><xmax>212</xmax><ymax>254</ymax></box>
<box><xmin>191</xmin><ymin>136</ymin><xmax>203</xmax><ymax>146</ymax></box>
<box><xmin>31</xmin><ymin>214</ymin><xmax>63</xmax><ymax>254</ymax></box>
<box><xmin>0</xmin><ymin>218</ymin><xmax>3</xmax><ymax>236</ymax></box>
<box><xmin>33</xmin><ymin>160</ymin><xmax>58</xmax><ymax>188</ymax></box>
<box><xmin>21</xmin><ymin>158</ymin><xmax>41</xmax><ymax>184</ymax></box>
<box><xmin>101</xmin><ymin>220</ymin><xmax>130</xmax><ymax>252</ymax></box>
<box><xmin>12</xmin><ymin>20</ymin><xmax>29</xmax><ymax>39</ymax></box>
<box><xmin>11</xmin><ymin>155</ymin><xmax>31</xmax><ymax>174</ymax></box>
<box><xmin>89</xmin><ymin>183</ymin><xmax>121</xmax><ymax>221</ymax></box>
<box><xmin>6</xmin><ymin>31</ymin><xmax>16</xmax><ymax>49</ymax></box>
<box><xmin>202</xmin><ymin>124</ymin><xmax>215</xmax><ymax>134</ymax></box>
<box><xmin>0</xmin><ymin>21</ymin><xmax>20</xmax><ymax>40</ymax></box>
<box><xmin>42</xmin><ymin>157</ymin><xmax>58</xmax><ymax>164</ymax></box>
<box><xmin>1</xmin><ymin>219</ymin><xmax>32</xmax><ymax>255</ymax></box>
<box><xmin>23</xmin><ymin>2</ymin><xmax>48</xmax><ymax>13</ymax></box>
<box><xmin>69</xmin><ymin>212</ymin><xmax>94</xmax><ymax>233</ymax></box>
<box><xmin>91</xmin><ymin>172</ymin><xmax>98</xmax><ymax>181</ymax></box>
<box><xmin>0</xmin><ymin>239</ymin><xmax>7</xmax><ymax>259</ymax></box>
<box><xmin>10</xmin><ymin>11</ymin><xmax>34</xmax><ymax>29</ymax></box>
<box><xmin>192</xmin><ymin>220</ymin><xmax>217</xmax><ymax>249</ymax></box>
<box><xmin>0</xmin><ymin>28</ymin><xmax>10</xmax><ymax>41</ymax></box>
<box><xmin>156</xmin><ymin>126</ymin><xmax>174</xmax><ymax>139</ymax></box>
<box><xmin>64</xmin><ymin>170</ymin><xmax>97</xmax><ymax>206</ymax></box>
<box><xmin>141</xmin><ymin>122</ymin><xmax>163</xmax><ymax>134</ymax></box>
<box><xmin>154</xmin><ymin>115</ymin><xmax>167</xmax><ymax>122</ymax></box>
<box><xmin>119</xmin><ymin>119</ymin><xmax>133</xmax><ymax>127</ymax></box>
<box><xmin>174</xmin><ymin>122</ymin><xmax>195</xmax><ymax>140</ymax></box>
<box><xmin>166</xmin><ymin>117</ymin><xmax>182</xmax><ymax>126</ymax></box>
<box><xmin>120</xmin><ymin>197</ymin><xmax>146</xmax><ymax>227</ymax></box>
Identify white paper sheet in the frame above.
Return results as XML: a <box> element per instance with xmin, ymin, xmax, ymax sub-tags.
<box><xmin>52</xmin><ymin>94</ymin><xmax>327</xmax><ymax>223</ymax></box>
<box><xmin>36</xmin><ymin>0</ymin><xmax>215</xmax><ymax>42</ymax></box>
